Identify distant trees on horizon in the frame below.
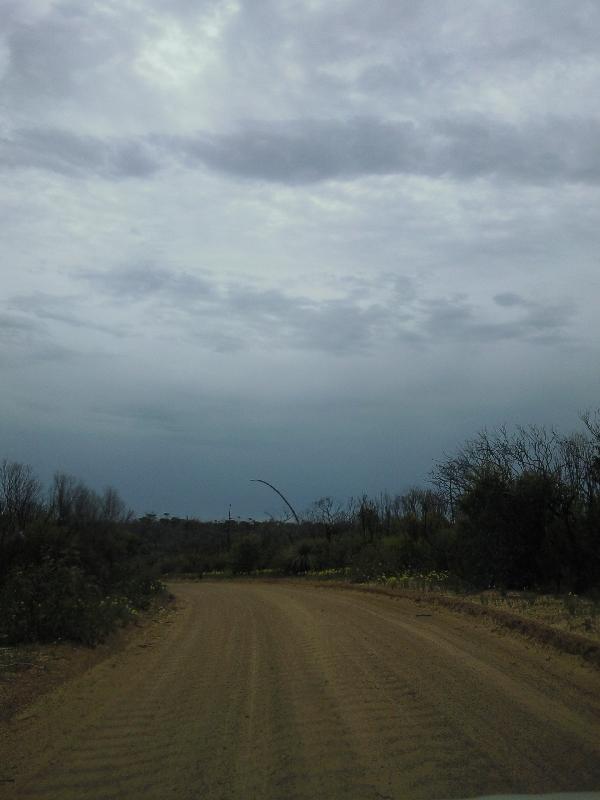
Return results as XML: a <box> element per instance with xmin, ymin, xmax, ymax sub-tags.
<box><xmin>1</xmin><ymin>409</ymin><xmax>599</xmax><ymax>645</ymax></box>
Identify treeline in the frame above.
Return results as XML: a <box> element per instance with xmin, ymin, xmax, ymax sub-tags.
<box><xmin>2</xmin><ymin>410</ymin><xmax>599</xmax><ymax>645</ymax></box>
<box><xmin>0</xmin><ymin>464</ymin><xmax>163</xmax><ymax>645</ymax></box>
<box><xmin>431</xmin><ymin>412</ymin><xmax>600</xmax><ymax>592</ymax></box>
<box><xmin>138</xmin><ymin>411</ymin><xmax>600</xmax><ymax>594</ymax></box>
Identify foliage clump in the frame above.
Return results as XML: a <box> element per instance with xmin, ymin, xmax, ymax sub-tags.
<box><xmin>0</xmin><ymin>465</ymin><xmax>163</xmax><ymax>645</ymax></box>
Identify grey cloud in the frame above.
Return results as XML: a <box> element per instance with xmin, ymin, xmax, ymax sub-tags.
<box><xmin>83</xmin><ymin>267</ymin><xmax>174</xmax><ymax>300</ymax></box>
<box><xmin>93</xmin><ymin>404</ymin><xmax>186</xmax><ymax>435</ymax></box>
<box><xmin>5</xmin><ymin>114</ymin><xmax>600</xmax><ymax>185</ymax></box>
<box><xmin>150</xmin><ymin>0</ymin><xmax>223</xmax><ymax>18</ymax></box>
<box><xmin>82</xmin><ymin>266</ymin><xmax>215</xmax><ymax>303</ymax></box>
<box><xmin>5</xmin><ymin>0</ymin><xmax>600</xmax><ymax>143</ymax></box>
<box><xmin>524</xmin><ymin>302</ymin><xmax>575</xmax><ymax>335</ymax></box>
<box><xmin>0</xmin><ymin>128</ymin><xmax>161</xmax><ymax>179</ymax></box>
<box><xmin>81</xmin><ymin>267</ymin><xmax>401</xmax><ymax>355</ymax></box>
<box><xmin>226</xmin><ymin>287</ymin><xmax>390</xmax><ymax>355</ymax></box>
<box><xmin>292</xmin><ymin>301</ymin><xmax>388</xmax><ymax>354</ymax></box>
<box><xmin>494</xmin><ymin>292</ymin><xmax>526</xmax><ymax>307</ymax></box>
<box><xmin>187</xmin><ymin>116</ymin><xmax>600</xmax><ymax>185</ymax></box>
<box><xmin>9</xmin><ymin>292</ymin><xmax>130</xmax><ymax>337</ymax></box>
<box><xmin>231</xmin><ymin>0</ymin><xmax>600</xmax><ymax>74</ymax></box>
<box><xmin>79</xmin><ymin>266</ymin><xmax>575</xmax><ymax>354</ymax></box>
<box><xmin>434</xmin><ymin>116</ymin><xmax>600</xmax><ymax>184</ymax></box>
<box><xmin>1</xmin><ymin>0</ymin><xmax>598</xmax><ymax>519</ymax></box>
<box><xmin>0</xmin><ymin>311</ymin><xmax>75</xmax><ymax>366</ymax></box>
<box><xmin>423</xmin><ymin>296</ymin><xmax>575</xmax><ymax>344</ymax></box>
<box><xmin>179</xmin><ymin>118</ymin><xmax>423</xmax><ymax>183</ymax></box>
<box><xmin>0</xmin><ymin>342</ymin><xmax>75</xmax><ymax>368</ymax></box>
<box><xmin>2</xmin><ymin>2</ymin><xmax>146</xmax><ymax>102</ymax></box>
<box><xmin>0</xmin><ymin>311</ymin><xmax>40</xmax><ymax>343</ymax></box>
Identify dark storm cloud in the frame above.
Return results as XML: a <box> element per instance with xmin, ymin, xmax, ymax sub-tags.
<box><xmin>5</xmin><ymin>115</ymin><xmax>600</xmax><ymax>185</ymax></box>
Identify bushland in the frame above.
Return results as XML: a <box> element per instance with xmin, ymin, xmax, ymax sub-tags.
<box><xmin>0</xmin><ymin>465</ymin><xmax>163</xmax><ymax>646</ymax></box>
<box><xmin>140</xmin><ymin>411</ymin><xmax>600</xmax><ymax>597</ymax></box>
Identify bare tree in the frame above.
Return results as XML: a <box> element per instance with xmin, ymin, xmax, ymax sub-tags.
<box><xmin>71</xmin><ymin>482</ymin><xmax>102</xmax><ymax>524</ymax></box>
<box><xmin>432</xmin><ymin>425</ymin><xmax>565</xmax><ymax>504</ymax></box>
<box><xmin>50</xmin><ymin>471</ymin><xmax>77</xmax><ymax>524</ymax></box>
<box><xmin>358</xmin><ymin>494</ymin><xmax>379</xmax><ymax>542</ymax></box>
<box><xmin>581</xmin><ymin>409</ymin><xmax>600</xmax><ymax>484</ymax></box>
<box><xmin>307</xmin><ymin>496</ymin><xmax>343</xmax><ymax>524</ymax></box>
<box><xmin>0</xmin><ymin>460</ymin><xmax>41</xmax><ymax>536</ymax></box>
<box><xmin>307</xmin><ymin>496</ymin><xmax>346</xmax><ymax>542</ymax></box>
<box><xmin>102</xmin><ymin>486</ymin><xmax>131</xmax><ymax>523</ymax></box>
<box><xmin>581</xmin><ymin>409</ymin><xmax>600</xmax><ymax>443</ymax></box>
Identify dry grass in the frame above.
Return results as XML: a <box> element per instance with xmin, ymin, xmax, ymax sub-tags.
<box><xmin>469</xmin><ymin>589</ymin><xmax>600</xmax><ymax>643</ymax></box>
<box><xmin>306</xmin><ymin>569</ymin><xmax>600</xmax><ymax>643</ymax></box>
<box><xmin>299</xmin><ymin>570</ymin><xmax>600</xmax><ymax>667</ymax></box>
<box><xmin>375</xmin><ymin>574</ymin><xmax>600</xmax><ymax>644</ymax></box>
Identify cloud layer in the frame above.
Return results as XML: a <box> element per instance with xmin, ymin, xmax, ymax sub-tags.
<box><xmin>1</xmin><ymin>0</ymin><xmax>599</xmax><ymax>517</ymax></box>
<box><xmin>4</xmin><ymin>115</ymin><xmax>600</xmax><ymax>185</ymax></box>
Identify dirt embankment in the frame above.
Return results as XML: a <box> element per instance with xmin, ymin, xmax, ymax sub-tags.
<box><xmin>1</xmin><ymin>582</ymin><xmax>600</xmax><ymax>800</ymax></box>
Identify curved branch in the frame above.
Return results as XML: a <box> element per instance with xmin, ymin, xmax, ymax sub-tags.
<box><xmin>250</xmin><ymin>479</ymin><xmax>300</xmax><ymax>525</ymax></box>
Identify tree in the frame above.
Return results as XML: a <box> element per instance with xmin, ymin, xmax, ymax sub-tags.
<box><xmin>101</xmin><ymin>486</ymin><xmax>131</xmax><ymax>523</ymax></box>
<box><xmin>0</xmin><ymin>460</ymin><xmax>41</xmax><ymax>535</ymax></box>
<box><xmin>400</xmin><ymin>487</ymin><xmax>447</xmax><ymax>542</ymax></box>
<box><xmin>358</xmin><ymin>494</ymin><xmax>379</xmax><ymax>543</ymax></box>
<box><xmin>50</xmin><ymin>472</ymin><xmax>77</xmax><ymax>524</ymax></box>
<box><xmin>230</xmin><ymin>535</ymin><xmax>261</xmax><ymax>574</ymax></box>
<box><xmin>431</xmin><ymin>420</ymin><xmax>600</xmax><ymax>591</ymax></box>
<box><xmin>307</xmin><ymin>496</ymin><xmax>346</xmax><ymax>543</ymax></box>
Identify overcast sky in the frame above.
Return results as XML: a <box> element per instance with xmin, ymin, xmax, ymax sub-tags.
<box><xmin>2</xmin><ymin>0</ymin><xmax>599</xmax><ymax>519</ymax></box>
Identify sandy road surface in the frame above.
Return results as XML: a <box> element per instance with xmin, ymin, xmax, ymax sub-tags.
<box><xmin>1</xmin><ymin>581</ymin><xmax>600</xmax><ymax>800</ymax></box>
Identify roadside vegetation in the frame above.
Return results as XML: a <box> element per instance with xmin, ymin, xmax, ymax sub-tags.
<box><xmin>1</xmin><ymin>410</ymin><xmax>599</xmax><ymax>646</ymax></box>
<box><xmin>0</xmin><ymin>466</ymin><xmax>164</xmax><ymax>645</ymax></box>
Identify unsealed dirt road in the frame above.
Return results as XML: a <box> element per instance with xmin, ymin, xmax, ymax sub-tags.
<box><xmin>2</xmin><ymin>581</ymin><xmax>600</xmax><ymax>799</ymax></box>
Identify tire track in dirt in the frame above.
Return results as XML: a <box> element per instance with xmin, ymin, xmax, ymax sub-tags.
<box><xmin>255</xmin><ymin>586</ymin><xmax>507</xmax><ymax>798</ymax></box>
<box><xmin>320</xmin><ymin>588</ymin><xmax>600</xmax><ymax>773</ymax></box>
<box><xmin>2</xmin><ymin>581</ymin><xmax>600</xmax><ymax>800</ymax></box>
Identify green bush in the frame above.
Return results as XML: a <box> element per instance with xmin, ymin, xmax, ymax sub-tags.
<box><xmin>230</xmin><ymin>535</ymin><xmax>261</xmax><ymax>574</ymax></box>
<box><xmin>0</xmin><ymin>556</ymin><xmax>163</xmax><ymax>646</ymax></box>
<box><xmin>1</xmin><ymin>557</ymin><xmax>113</xmax><ymax>645</ymax></box>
